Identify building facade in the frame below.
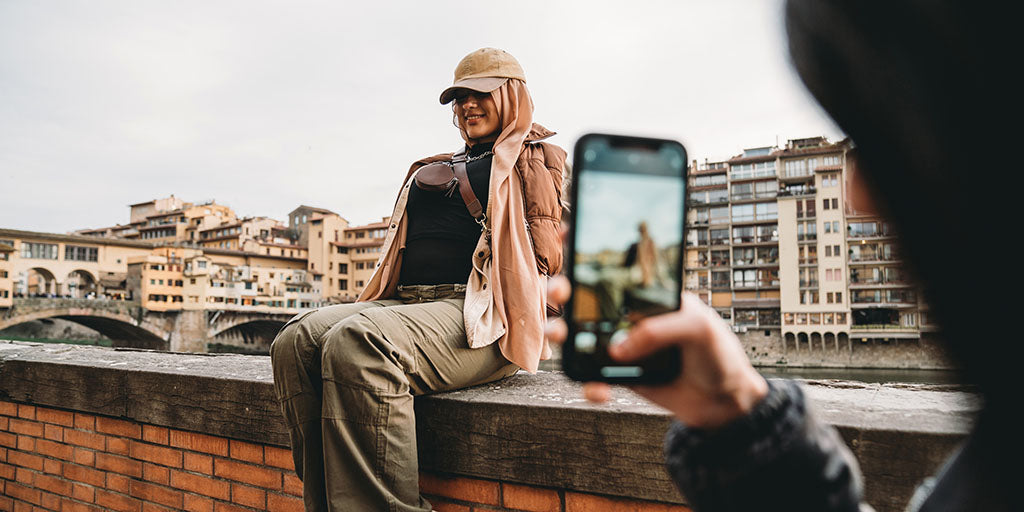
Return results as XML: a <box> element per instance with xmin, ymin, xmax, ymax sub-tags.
<box><xmin>685</xmin><ymin>137</ymin><xmax>929</xmax><ymax>346</ymax></box>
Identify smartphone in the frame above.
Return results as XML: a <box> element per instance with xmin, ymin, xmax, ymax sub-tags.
<box><xmin>562</xmin><ymin>134</ymin><xmax>687</xmax><ymax>384</ymax></box>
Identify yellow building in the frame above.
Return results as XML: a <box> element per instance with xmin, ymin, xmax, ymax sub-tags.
<box><xmin>0</xmin><ymin>241</ymin><xmax>14</xmax><ymax>308</ymax></box>
<box><xmin>307</xmin><ymin>214</ymin><xmax>389</xmax><ymax>303</ymax></box>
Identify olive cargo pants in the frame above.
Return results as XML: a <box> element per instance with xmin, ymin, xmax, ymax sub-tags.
<box><xmin>270</xmin><ymin>284</ymin><xmax>518</xmax><ymax>512</ymax></box>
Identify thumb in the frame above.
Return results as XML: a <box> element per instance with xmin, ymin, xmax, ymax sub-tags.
<box><xmin>610</xmin><ymin>297</ymin><xmax>710</xmax><ymax>362</ymax></box>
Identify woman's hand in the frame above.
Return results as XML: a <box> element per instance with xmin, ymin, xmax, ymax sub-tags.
<box><xmin>546</xmin><ymin>276</ymin><xmax>768</xmax><ymax>429</ymax></box>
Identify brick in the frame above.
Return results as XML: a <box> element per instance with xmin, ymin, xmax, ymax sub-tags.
<box><xmin>143</xmin><ymin>463</ymin><xmax>170</xmax><ymax>485</ymax></box>
<box><xmin>169</xmin><ymin>470</ymin><xmax>231</xmax><ymax>501</ymax></box>
<box><xmin>96</xmin><ymin>453</ymin><xmax>143</xmax><ymax>478</ymax></box>
<box><xmin>0</xmin><ymin>432</ymin><xmax>16</xmax><ymax>448</ymax></box>
<box><xmin>142</xmin><ymin>503</ymin><xmax>177</xmax><ymax>512</ymax></box>
<box><xmin>35</xmin><ymin>439</ymin><xmax>74</xmax><ymax>461</ymax></box>
<box><xmin>8</xmin><ymin>451</ymin><xmax>44</xmax><ymax>471</ymax></box>
<box><xmin>43</xmin><ymin>424</ymin><xmax>63</xmax><ymax>442</ymax></box>
<box><xmin>183</xmin><ymin>453</ymin><xmax>212</xmax><ymax>475</ymax></box>
<box><xmin>107</xmin><ymin>437</ymin><xmax>130</xmax><ymax>456</ymax></box>
<box><xmin>266</xmin><ymin>493</ymin><xmax>305</xmax><ymax>512</ymax></box>
<box><xmin>129</xmin><ymin>479</ymin><xmax>183</xmax><ymax>509</ymax></box>
<box><xmin>430</xmin><ymin>502</ymin><xmax>471</xmax><ymax>512</ymax></box>
<box><xmin>142</xmin><ymin>426</ymin><xmax>169</xmax><ymax>445</ymax></box>
<box><xmin>0</xmin><ymin>416</ymin><xmax>7</xmax><ymax>431</ymax></box>
<box><xmin>74</xmin><ymin>447</ymin><xmax>96</xmax><ymax>466</ymax></box>
<box><xmin>283</xmin><ymin>472</ymin><xmax>303</xmax><ymax>497</ymax></box>
<box><xmin>213</xmin><ymin>459</ymin><xmax>282</xmax><ymax>490</ymax></box>
<box><xmin>168</xmin><ymin>431</ymin><xmax>228</xmax><ymax>457</ymax></box>
<box><xmin>40</xmin><ymin>490</ymin><xmax>62</xmax><ymax>510</ymax></box>
<box><xmin>33</xmin><ymin>473</ymin><xmax>71</xmax><ymax>496</ymax></box>
<box><xmin>129</xmin><ymin>441</ymin><xmax>182</xmax><ymax>468</ymax></box>
<box><xmin>228</xmin><ymin>440</ymin><xmax>263</xmax><ymax>464</ymax></box>
<box><xmin>264</xmin><ymin>446</ymin><xmax>294</xmax><ymax>470</ymax></box>
<box><xmin>565</xmin><ymin>492</ymin><xmax>691</xmax><ymax>512</ymax></box>
<box><xmin>42</xmin><ymin>459</ymin><xmax>61</xmax><ymax>475</ymax></box>
<box><xmin>63</xmin><ymin>464</ymin><xmax>105</xmax><ymax>487</ymax></box>
<box><xmin>182</xmin><ymin>494</ymin><xmax>214</xmax><ymax>512</ymax></box>
<box><xmin>107</xmin><ymin>474</ymin><xmax>131</xmax><ymax>493</ymax></box>
<box><xmin>94</xmin><ymin>489</ymin><xmax>142</xmax><ymax>512</ymax></box>
<box><xmin>61</xmin><ymin>498</ymin><xmax>103</xmax><ymax>512</ymax></box>
<box><xmin>8</xmin><ymin>419</ymin><xmax>44</xmax><ymax>437</ymax></box>
<box><xmin>230</xmin><ymin>483</ymin><xmax>266</xmax><ymax>509</ymax></box>
<box><xmin>16</xmin><ymin>404</ymin><xmax>35</xmax><ymax>420</ymax></box>
<box><xmin>13</xmin><ymin>501</ymin><xmax>30</xmax><ymax>512</ymax></box>
<box><xmin>5</xmin><ymin>482</ymin><xmax>40</xmax><ymax>505</ymax></box>
<box><xmin>420</xmin><ymin>473</ymin><xmax>499</xmax><ymax>506</ymax></box>
<box><xmin>0</xmin><ymin>497</ymin><xmax>10</xmax><ymax>512</ymax></box>
<box><xmin>73</xmin><ymin>414</ymin><xmax>95</xmax><ymax>431</ymax></box>
<box><xmin>0</xmin><ymin>401</ymin><xmax>17</xmax><ymax>416</ymax></box>
<box><xmin>16</xmin><ymin>435</ymin><xmax>34</xmax><ymax>452</ymax></box>
<box><xmin>0</xmin><ymin>462</ymin><xmax>15</xmax><ymax>479</ymax></box>
<box><xmin>15</xmin><ymin>467</ymin><xmax>33</xmax><ymax>485</ymax></box>
<box><xmin>65</xmin><ymin>429</ymin><xmax>105</xmax><ymax>451</ymax></box>
<box><xmin>72</xmin><ymin>482</ymin><xmax>95</xmax><ymax>502</ymax></box>
<box><xmin>212</xmin><ymin>503</ymin><xmax>250</xmax><ymax>512</ymax></box>
<box><xmin>36</xmin><ymin>408</ymin><xmax>74</xmax><ymax>427</ymax></box>
<box><xmin>96</xmin><ymin>418</ymin><xmax>141</xmax><ymax>439</ymax></box>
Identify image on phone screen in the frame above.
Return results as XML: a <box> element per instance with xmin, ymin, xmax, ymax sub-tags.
<box><xmin>566</xmin><ymin>135</ymin><xmax>686</xmax><ymax>382</ymax></box>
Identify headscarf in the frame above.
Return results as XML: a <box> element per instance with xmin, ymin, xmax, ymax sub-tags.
<box><xmin>461</xmin><ymin>79</ymin><xmax>551</xmax><ymax>369</ymax></box>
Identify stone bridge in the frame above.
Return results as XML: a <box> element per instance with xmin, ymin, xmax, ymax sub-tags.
<box><xmin>0</xmin><ymin>298</ymin><xmax>295</xmax><ymax>353</ymax></box>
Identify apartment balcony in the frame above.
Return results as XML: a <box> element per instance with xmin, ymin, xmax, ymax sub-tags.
<box><xmin>778</xmin><ymin>171</ymin><xmax>815</xmax><ymax>183</ymax></box>
<box><xmin>732</xmin><ymin>236</ymin><xmax>780</xmax><ymax>246</ymax></box>
<box><xmin>686</xmin><ymin>218</ymin><xmax>709</xmax><ymax>227</ymax></box>
<box><xmin>732</xmin><ymin>259</ymin><xmax>779</xmax><ymax>268</ymax></box>
<box><xmin>849</xmin><ymin>280</ymin><xmax>912</xmax><ymax>289</ymax></box>
<box><xmin>799</xmin><ymin>258</ymin><xmax>818</xmax><ymax>266</ymax></box>
<box><xmin>798</xmin><ymin>280</ymin><xmax>819</xmax><ymax>289</ymax></box>
<box><xmin>850</xmin><ymin>301</ymin><xmax>918</xmax><ymax>309</ymax></box>
<box><xmin>850</xmin><ymin>325</ymin><xmax>921</xmax><ymax>339</ymax></box>
<box><xmin>733</xmin><ymin>281</ymin><xmax>780</xmax><ymax>291</ymax></box>
<box><xmin>710</xmin><ymin>238</ymin><xmax>730</xmax><ymax>247</ymax></box>
<box><xmin>848</xmin><ymin>255</ymin><xmax>901</xmax><ymax>264</ymax></box>
<box><xmin>778</xmin><ymin>185</ymin><xmax>817</xmax><ymax>196</ymax></box>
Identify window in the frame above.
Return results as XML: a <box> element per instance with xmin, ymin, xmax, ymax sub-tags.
<box><xmin>356</xmin><ymin>280</ymin><xmax>364</xmax><ymax>287</ymax></box>
<box><xmin>711</xmin><ymin>271</ymin><xmax>730</xmax><ymax>289</ymax></box>
<box><xmin>831</xmin><ymin>198</ymin><xmax>839</xmax><ymax>209</ymax></box>
<box><xmin>823</xmin><ymin>198</ymin><xmax>830</xmax><ymax>210</ymax></box>
<box><xmin>339</xmin><ymin>263</ymin><xmax>348</xmax><ymax>273</ymax></box>
<box><xmin>733</xmin><ymin>248</ymin><xmax>754</xmax><ymax>266</ymax></box>
<box><xmin>784</xmin><ymin>313</ymin><xmax>794</xmax><ymax>325</ymax></box>
<box><xmin>732</xmin><ymin>226</ymin><xmax>754</xmax><ymax>244</ymax></box>
<box><xmin>835</xmin><ymin>292</ymin><xmax>842</xmax><ymax>303</ymax></box>
<box><xmin>825</xmin><ymin>246</ymin><xmax>832</xmax><ymax>257</ymax></box>
<box><xmin>731</xmin><ymin>204</ymin><xmax>754</xmax><ymax>222</ymax></box>
<box><xmin>827</xmin><ymin>292</ymin><xmax>834</xmax><ymax>303</ymax></box>
<box><xmin>734</xmin><ymin>309</ymin><xmax>758</xmax><ymax>326</ymax></box>
<box><xmin>824</xmin><ymin>313</ymin><xmax>834</xmax><ymax>324</ymax></box>
<box><xmin>313</xmin><ymin>275</ymin><xmax>322</xmax><ymax>282</ymax></box>
<box><xmin>824</xmin><ymin>221</ymin><xmax>832</xmax><ymax>234</ymax></box>
<box><xmin>65</xmin><ymin>245</ymin><xmax>98</xmax><ymax>262</ymax></box>
<box><xmin>754</xmin><ymin>202</ymin><xmax>777</xmax><ymax>221</ymax></box>
<box><xmin>756</xmin><ymin>225</ymin><xmax>778</xmax><ymax>242</ymax></box>
<box><xmin>731</xmin><ymin>183</ymin><xmax>753</xmax><ymax>201</ymax></box>
<box><xmin>709</xmin><ymin>206</ymin><xmax>729</xmax><ymax>224</ymax></box>
<box><xmin>693</xmin><ymin>174</ymin><xmax>727</xmax><ymax>187</ymax></box>
<box><xmin>797</xmin><ymin>221</ymin><xmax>817</xmax><ymax>241</ymax></box>
<box><xmin>198</xmin><ymin>260</ymin><xmax>207</xmax><ymax>269</ymax></box>
<box><xmin>356</xmin><ymin>262</ymin><xmax>365</xmax><ymax>270</ymax></box>
<box><xmin>754</xmin><ymin>180</ymin><xmax>777</xmax><ymax>198</ymax></box>
<box><xmin>21</xmin><ymin>242</ymin><xmax>58</xmax><ymax>259</ymax></box>
<box><xmin>687</xmin><ymin>229</ymin><xmax>709</xmax><ymax>246</ymax></box>
<box><xmin>710</xmin><ymin>229</ymin><xmax>729</xmax><ymax>245</ymax></box>
<box><xmin>733</xmin><ymin>269</ymin><xmax>756</xmax><ymax>287</ymax></box>
<box><xmin>805</xmin><ymin>199</ymin><xmax>816</xmax><ymax>217</ymax></box>
<box><xmin>710</xmin><ymin>250</ymin><xmax>729</xmax><ymax>266</ymax></box>
<box><xmin>339</xmin><ymin>279</ymin><xmax>348</xmax><ymax>291</ymax></box>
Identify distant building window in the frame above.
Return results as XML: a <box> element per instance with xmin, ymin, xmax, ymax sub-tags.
<box><xmin>65</xmin><ymin>245</ymin><xmax>98</xmax><ymax>262</ymax></box>
<box><xmin>21</xmin><ymin>242</ymin><xmax>58</xmax><ymax>260</ymax></box>
<box><xmin>313</xmin><ymin>275</ymin><xmax>322</xmax><ymax>281</ymax></box>
<box><xmin>339</xmin><ymin>279</ymin><xmax>348</xmax><ymax>291</ymax></box>
<box><xmin>339</xmin><ymin>263</ymin><xmax>348</xmax><ymax>273</ymax></box>
<box><xmin>356</xmin><ymin>280</ymin><xmax>364</xmax><ymax>287</ymax></box>
<box><xmin>198</xmin><ymin>261</ymin><xmax>207</xmax><ymax>269</ymax></box>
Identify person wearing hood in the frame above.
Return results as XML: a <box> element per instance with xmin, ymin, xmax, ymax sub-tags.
<box><xmin>270</xmin><ymin>48</ymin><xmax>568</xmax><ymax>511</ymax></box>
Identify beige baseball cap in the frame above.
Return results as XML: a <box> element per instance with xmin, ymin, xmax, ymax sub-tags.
<box><xmin>439</xmin><ymin>48</ymin><xmax>526</xmax><ymax>104</ymax></box>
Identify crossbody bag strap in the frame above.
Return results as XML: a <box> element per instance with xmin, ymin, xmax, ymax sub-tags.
<box><xmin>452</xmin><ymin>149</ymin><xmax>485</xmax><ymax>224</ymax></box>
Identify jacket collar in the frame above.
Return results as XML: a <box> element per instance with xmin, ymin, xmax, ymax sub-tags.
<box><xmin>524</xmin><ymin>123</ymin><xmax>556</xmax><ymax>143</ymax></box>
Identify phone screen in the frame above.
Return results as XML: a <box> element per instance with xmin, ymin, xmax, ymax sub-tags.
<box><xmin>565</xmin><ymin>134</ymin><xmax>687</xmax><ymax>383</ymax></box>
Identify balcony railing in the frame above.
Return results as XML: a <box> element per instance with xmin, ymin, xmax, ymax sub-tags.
<box><xmin>778</xmin><ymin>186</ymin><xmax>816</xmax><ymax>197</ymax></box>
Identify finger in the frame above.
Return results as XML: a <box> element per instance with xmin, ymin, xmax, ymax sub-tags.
<box><xmin>582</xmin><ymin>382</ymin><xmax>612</xmax><ymax>403</ymax></box>
<box><xmin>544</xmin><ymin>318</ymin><xmax>568</xmax><ymax>345</ymax></box>
<box><xmin>610</xmin><ymin>296</ymin><xmax>710</xmax><ymax>362</ymax></box>
<box><xmin>547</xmin><ymin>275</ymin><xmax>571</xmax><ymax>305</ymax></box>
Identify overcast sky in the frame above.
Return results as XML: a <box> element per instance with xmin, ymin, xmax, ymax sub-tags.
<box><xmin>0</xmin><ymin>0</ymin><xmax>842</xmax><ymax>233</ymax></box>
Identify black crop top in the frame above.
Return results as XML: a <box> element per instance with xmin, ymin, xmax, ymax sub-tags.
<box><xmin>398</xmin><ymin>142</ymin><xmax>493</xmax><ymax>285</ymax></box>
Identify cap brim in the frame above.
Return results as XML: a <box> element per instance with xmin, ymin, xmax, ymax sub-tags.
<box><xmin>439</xmin><ymin>77</ymin><xmax>509</xmax><ymax>104</ymax></box>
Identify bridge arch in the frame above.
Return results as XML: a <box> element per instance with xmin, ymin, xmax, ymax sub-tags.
<box><xmin>66</xmin><ymin>269</ymin><xmax>98</xmax><ymax>299</ymax></box>
<box><xmin>0</xmin><ymin>308</ymin><xmax>170</xmax><ymax>350</ymax></box>
<box><xmin>209</xmin><ymin>319</ymin><xmax>287</xmax><ymax>354</ymax></box>
<box><xmin>24</xmin><ymin>267</ymin><xmax>58</xmax><ymax>296</ymax></box>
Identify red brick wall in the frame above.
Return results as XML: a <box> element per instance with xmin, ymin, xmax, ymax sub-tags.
<box><xmin>0</xmin><ymin>401</ymin><xmax>689</xmax><ymax>511</ymax></box>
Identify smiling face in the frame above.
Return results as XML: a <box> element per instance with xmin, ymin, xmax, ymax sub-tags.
<box><xmin>453</xmin><ymin>90</ymin><xmax>501</xmax><ymax>144</ymax></box>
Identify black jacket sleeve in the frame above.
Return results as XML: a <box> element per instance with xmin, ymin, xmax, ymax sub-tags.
<box><xmin>664</xmin><ymin>379</ymin><xmax>869</xmax><ymax>512</ymax></box>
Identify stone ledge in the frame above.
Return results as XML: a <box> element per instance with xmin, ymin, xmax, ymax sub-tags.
<box><xmin>0</xmin><ymin>340</ymin><xmax>979</xmax><ymax>511</ymax></box>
